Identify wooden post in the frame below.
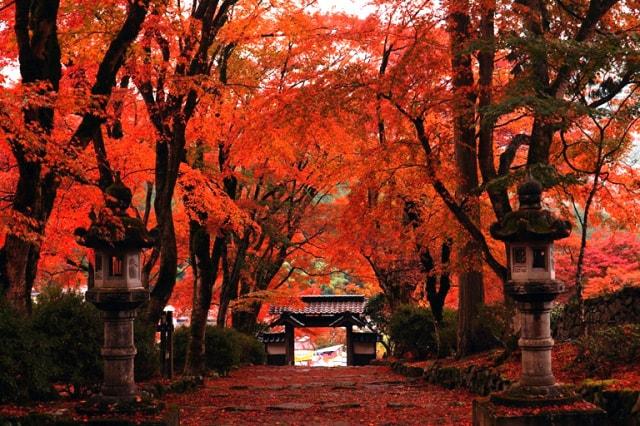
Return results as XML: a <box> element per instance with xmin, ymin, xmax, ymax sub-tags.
<box><xmin>158</xmin><ymin>315</ymin><xmax>166</xmax><ymax>376</ymax></box>
<box><xmin>285</xmin><ymin>324</ymin><xmax>295</xmax><ymax>366</ymax></box>
<box><xmin>157</xmin><ymin>311</ymin><xmax>174</xmax><ymax>378</ymax></box>
<box><xmin>346</xmin><ymin>325</ymin><xmax>353</xmax><ymax>366</ymax></box>
<box><xmin>165</xmin><ymin>311</ymin><xmax>174</xmax><ymax>378</ymax></box>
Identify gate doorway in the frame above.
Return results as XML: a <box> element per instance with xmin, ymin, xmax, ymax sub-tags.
<box><xmin>259</xmin><ymin>295</ymin><xmax>379</xmax><ymax>366</ymax></box>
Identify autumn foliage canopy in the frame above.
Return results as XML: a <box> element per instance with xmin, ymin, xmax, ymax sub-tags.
<box><xmin>0</xmin><ymin>0</ymin><xmax>639</xmax><ymax>342</ymax></box>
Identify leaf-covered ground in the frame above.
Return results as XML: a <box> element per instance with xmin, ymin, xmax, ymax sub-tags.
<box><xmin>165</xmin><ymin>365</ymin><xmax>473</xmax><ymax>425</ymax></box>
<box><xmin>406</xmin><ymin>342</ymin><xmax>640</xmax><ymax>389</ymax></box>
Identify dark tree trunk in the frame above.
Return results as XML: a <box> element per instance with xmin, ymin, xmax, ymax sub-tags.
<box><xmin>137</xmin><ymin>2</ymin><xmax>237</xmax><ymax>324</ymax></box>
<box><xmin>2</xmin><ymin>0</ymin><xmax>150</xmax><ymax>314</ymax></box>
<box><xmin>146</xmin><ymin>131</ymin><xmax>183</xmax><ymax>325</ymax></box>
<box><xmin>184</xmin><ymin>141</ymin><xmax>234</xmax><ymax>373</ymax></box>
<box><xmin>0</xmin><ymin>0</ymin><xmax>61</xmax><ymax>314</ymax></box>
<box><xmin>217</xmin><ymin>234</ymin><xmax>249</xmax><ymax>327</ymax></box>
<box><xmin>184</xmin><ymin>227</ymin><xmax>224</xmax><ymax>374</ymax></box>
<box><xmin>421</xmin><ymin>240</ymin><xmax>452</xmax><ymax>324</ymax></box>
<box><xmin>447</xmin><ymin>1</ymin><xmax>485</xmax><ymax>356</ymax></box>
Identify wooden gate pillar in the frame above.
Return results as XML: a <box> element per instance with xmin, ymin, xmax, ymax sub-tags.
<box><xmin>285</xmin><ymin>324</ymin><xmax>295</xmax><ymax>366</ymax></box>
<box><xmin>346</xmin><ymin>325</ymin><xmax>354</xmax><ymax>366</ymax></box>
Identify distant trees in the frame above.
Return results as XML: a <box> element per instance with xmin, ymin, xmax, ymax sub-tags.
<box><xmin>1</xmin><ymin>0</ymin><xmax>639</xmax><ymax>363</ymax></box>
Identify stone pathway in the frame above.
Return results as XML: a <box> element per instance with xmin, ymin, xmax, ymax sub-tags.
<box><xmin>166</xmin><ymin>365</ymin><xmax>473</xmax><ymax>425</ymax></box>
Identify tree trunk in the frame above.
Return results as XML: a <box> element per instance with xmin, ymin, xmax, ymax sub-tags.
<box><xmin>184</xmin><ymin>226</ymin><xmax>224</xmax><ymax>375</ymax></box>
<box><xmin>217</xmin><ymin>228</ymin><xmax>251</xmax><ymax>327</ymax></box>
<box><xmin>422</xmin><ymin>240</ymin><xmax>452</xmax><ymax>324</ymax></box>
<box><xmin>0</xmin><ymin>0</ymin><xmax>61</xmax><ymax>314</ymax></box>
<box><xmin>146</xmin><ymin>131</ymin><xmax>183</xmax><ymax>325</ymax></box>
<box><xmin>447</xmin><ymin>1</ymin><xmax>485</xmax><ymax>356</ymax></box>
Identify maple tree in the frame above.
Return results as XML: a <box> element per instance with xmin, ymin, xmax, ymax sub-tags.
<box><xmin>1</xmin><ymin>0</ymin><xmax>639</xmax><ymax>365</ymax></box>
<box><xmin>0</xmin><ymin>0</ymin><xmax>152</xmax><ymax>314</ymax></box>
<box><xmin>345</xmin><ymin>0</ymin><xmax>640</xmax><ymax>354</ymax></box>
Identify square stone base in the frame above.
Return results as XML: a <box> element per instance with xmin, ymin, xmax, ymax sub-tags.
<box><xmin>473</xmin><ymin>397</ymin><xmax>606</xmax><ymax>426</ymax></box>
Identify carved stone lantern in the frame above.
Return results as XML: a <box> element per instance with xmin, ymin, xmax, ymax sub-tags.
<box><xmin>473</xmin><ymin>178</ymin><xmax>606</xmax><ymax>423</ymax></box>
<box><xmin>75</xmin><ymin>175</ymin><xmax>154</xmax><ymax>403</ymax></box>
<box><xmin>489</xmin><ymin>177</ymin><xmax>573</xmax><ymax>402</ymax></box>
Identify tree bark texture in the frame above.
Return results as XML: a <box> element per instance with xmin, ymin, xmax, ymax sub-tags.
<box><xmin>0</xmin><ymin>0</ymin><xmax>61</xmax><ymax>314</ymax></box>
<box><xmin>447</xmin><ymin>1</ymin><xmax>485</xmax><ymax>356</ymax></box>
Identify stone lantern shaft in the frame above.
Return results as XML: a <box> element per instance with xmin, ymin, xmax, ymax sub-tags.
<box><xmin>489</xmin><ymin>177</ymin><xmax>574</xmax><ymax>403</ymax></box>
<box><xmin>75</xmin><ymin>175</ymin><xmax>155</xmax><ymax>404</ymax></box>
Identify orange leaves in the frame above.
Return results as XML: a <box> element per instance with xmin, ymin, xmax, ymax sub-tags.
<box><xmin>179</xmin><ymin>164</ymin><xmax>257</xmax><ymax>236</ymax></box>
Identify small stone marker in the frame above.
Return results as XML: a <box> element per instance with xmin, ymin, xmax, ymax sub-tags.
<box><xmin>332</xmin><ymin>381</ymin><xmax>356</xmax><ymax>389</ymax></box>
<box><xmin>322</xmin><ymin>402</ymin><xmax>361</xmax><ymax>409</ymax></box>
<box><xmin>267</xmin><ymin>403</ymin><xmax>313</xmax><ymax>411</ymax></box>
<box><xmin>386</xmin><ymin>402</ymin><xmax>417</xmax><ymax>409</ymax></box>
<box><xmin>223</xmin><ymin>405</ymin><xmax>260</xmax><ymax>412</ymax></box>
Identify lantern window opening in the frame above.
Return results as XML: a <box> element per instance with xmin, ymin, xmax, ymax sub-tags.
<box><xmin>95</xmin><ymin>254</ymin><xmax>103</xmax><ymax>272</ymax></box>
<box><xmin>128</xmin><ymin>254</ymin><xmax>140</xmax><ymax>280</ymax></box>
<box><xmin>109</xmin><ymin>255</ymin><xmax>124</xmax><ymax>277</ymax></box>
<box><xmin>512</xmin><ymin>247</ymin><xmax>527</xmax><ymax>265</ymax></box>
<box><xmin>532</xmin><ymin>247</ymin><xmax>548</xmax><ymax>270</ymax></box>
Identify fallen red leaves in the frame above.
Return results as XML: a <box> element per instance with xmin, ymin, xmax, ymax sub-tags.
<box><xmin>165</xmin><ymin>365</ymin><xmax>473</xmax><ymax>425</ymax></box>
<box><xmin>409</xmin><ymin>341</ymin><xmax>639</xmax><ymax>391</ymax></box>
<box><xmin>491</xmin><ymin>400</ymin><xmax>600</xmax><ymax>417</ymax></box>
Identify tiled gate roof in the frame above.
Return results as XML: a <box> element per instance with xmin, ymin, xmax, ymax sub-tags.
<box><xmin>270</xmin><ymin>295</ymin><xmax>367</xmax><ymax>315</ymax></box>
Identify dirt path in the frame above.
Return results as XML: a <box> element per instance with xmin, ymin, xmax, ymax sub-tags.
<box><xmin>166</xmin><ymin>365</ymin><xmax>473</xmax><ymax>425</ymax></box>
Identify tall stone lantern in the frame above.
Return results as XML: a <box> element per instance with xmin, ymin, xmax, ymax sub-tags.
<box><xmin>489</xmin><ymin>177</ymin><xmax>573</xmax><ymax>404</ymax></box>
<box><xmin>75</xmin><ymin>176</ymin><xmax>154</xmax><ymax>404</ymax></box>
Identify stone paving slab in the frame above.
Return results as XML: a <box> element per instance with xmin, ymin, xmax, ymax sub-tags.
<box><xmin>165</xmin><ymin>365</ymin><xmax>474</xmax><ymax>425</ymax></box>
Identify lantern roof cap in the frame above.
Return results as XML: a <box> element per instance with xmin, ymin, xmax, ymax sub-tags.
<box><xmin>517</xmin><ymin>178</ymin><xmax>543</xmax><ymax>209</ymax></box>
<box><xmin>104</xmin><ymin>172</ymin><xmax>133</xmax><ymax>214</ymax></box>
<box><xmin>490</xmin><ymin>177</ymin><xmax>571</xmax><ymax>243</ymax></box>
<box><xmin>75</xmin><ymin>174</ymin><xmax>155</xmax><ymax>251</ymax></box>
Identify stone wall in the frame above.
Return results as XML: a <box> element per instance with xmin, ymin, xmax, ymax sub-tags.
<box><xmin>579</xmin><ymin>380</ymin><xmax>640</xmax><ymax>426</ymax></box>
<box><xmin>552</xmin><ymin>286</ymin><xmax>640</xmax><ymax>341</ymax></box>
<box><xmin>393</xmin><ymin>361</ymin><xmax>640</xmax><ymax>424</ymax></box>
<box><xmin>391</xmin><ymin>361</ymin><xmax>512</xmax><ymax>396</ymax></box>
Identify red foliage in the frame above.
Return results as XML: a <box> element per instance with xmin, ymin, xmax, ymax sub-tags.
<box><xmin>165</xmin><ymin>365</ymin><xmax>473</xmax><ymax>425</ymax></box>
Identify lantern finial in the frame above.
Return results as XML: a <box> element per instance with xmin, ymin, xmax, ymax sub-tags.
<box><xmin>517</xmin><ymin>176</ymin><xmax>542</xmax><ymax>210</ymax></box>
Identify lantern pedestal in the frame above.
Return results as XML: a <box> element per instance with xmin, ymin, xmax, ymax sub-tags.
<box><xmin>86</xmin><ymin>288</ymin><xmax>149</xmax><ymax>401</ymax></box>
<box><xmin>490</xmin><ymin>280</ymin><xmax>579</xmax><ymax>406</ymax></box>
<box><xmin>472</xmin><ymin>398</ymin><xmax>606</xmax><ymax>426</ymax></box>
<box><xmin>472</xmin><ymin>281</ymin><xmax>606</xmax><ymax>425</ymax></box>
<box><xmin>475</xmin><ymin>178</ymin><xmax>607</xmax><ymax>425</ymax></box>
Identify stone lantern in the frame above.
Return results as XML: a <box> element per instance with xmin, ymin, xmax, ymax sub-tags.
<box><xmin>489</xmin><ymin>177</ymin><xmax>573</xmax><ymax>403</ymax></box>
<box><xmin>75</xmin><ymin>175</ymin><xmax>154</xmax><ymax>404</ymax></box>
<box><xmin>474</xmin><ymin>178</ymin><xmax>605</xmax><ymax>423</ymax></box>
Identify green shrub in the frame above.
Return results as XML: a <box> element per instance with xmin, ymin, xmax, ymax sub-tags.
<box><xmin>33</xmin><ymin>286</ymin><xmax>159</xmax><ymax>389</ymax></box>
<box><xmin>389</xmin><ymin>304</ymin><xmax>437</xmax><ymax>359</ymax></box>
<box><xmin>203</xmin><ymin>327</ymin><xmax>240</xmax><ymax>375</ymax></box>
<box><xmin>0</xmin><ymin>288</ymin><xmax>161</xmax><ymax>403</ymax></box>
<box><xmin>173</xmin><ymin>326</ymin><xmax>265</xmax><ymax>375</ymax></box>
<box><xmin>134</xmin><ymin>318</ymin><xmax>160</xmax><ymax>381</ymax></box>
<box><xmin>231</xmin><ymin>331</ymin><xmax>266</xmax><ymax>366</ymax></box>
<box><xmin>0</xmin><ymin>304</ymin><xmax>56</xmax><ymax>403</ymax></box>
<box><xmin>31</xmin><ymin>288</ymin><xmax>102</xmax><ymax>396</ymax></box>
<box><xmin>473</xmin><ymin>303</ymin><xmax>517</xmax><ymax>353</ymax></box>
<box><xmin>173</xmin><ymin>326</ymin><xmax>190</xmax><ymax>372</ymax></box>
<box><xmin>574</xmin><ymin>324</ymin><xmax>640</xmax><ymax>377</ymax></box>
<box><xmin>437</xmin><ymin>309</ymin><xmax>458</xmax><ymax>358</ymax></box>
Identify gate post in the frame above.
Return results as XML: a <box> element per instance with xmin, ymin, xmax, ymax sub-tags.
<box><xmin>346</xmin><ymin>325</ymin><xmax>354</xmax><ymax>366</ymax></box>
<box><xmin>285</xmin><ymin>324</ymin><xmax>295</xmax><ymax>366</ymax></box>
<box><xmin>157</xmin><ymin>311</ymin><xmax>174</xmax><ymax>378</ymax></box>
